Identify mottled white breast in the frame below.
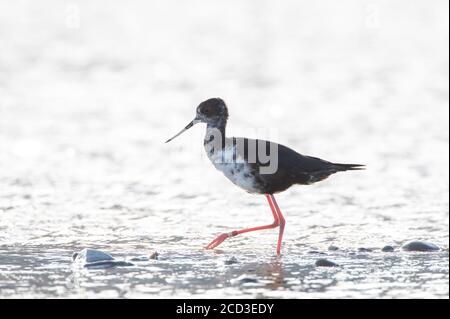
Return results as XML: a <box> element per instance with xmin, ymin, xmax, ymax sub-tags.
<box><xmin>204</xmin><ymin>142</ymin><xmax>260</xmax><ymax>193</ymax></box>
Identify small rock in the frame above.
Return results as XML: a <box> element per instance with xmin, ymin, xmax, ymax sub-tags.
<box><xmin>358</xmin><ymin>247</ymin><xmax>373</xmax><ymax>252</ymax></box>
<box><xmin>328</xmin><ymin>245</ymin><xmax>339</xmax><ymax>251</ymax></box>
<box><xmin>402</xmin><ymin>241</ymin><xmax>440</xmax><ymax>252</ymax></box>
<box><xmin>315</xmin><ymin>258</ymin><xmax>338</xmax><ymax>267</ymax></box>
<box><xmin>73</xmin><ymin>248</ymin><xmax>114</xmax><ymax>263</ymax></box>
<box><xmin>224</xmin><ymin>256</ymin><xmax>238</xmax><ymax>265</ymax></box>
<box><xmin>230</xmin><ymin>274</ymin><xmax>259</xmax><ymax>285</ymax></box>
<box><xmin>149</xmin><ymin>251</ymin><xmax>159</xmax><ymax>260</ymax></box>
<box><xmin>128</xmin><ymin>256</ymin><xmax>150</xmax><ymax>262</ymax></box>
<box><xmin>381</xmin><ymin>245</ymin><xmax>395</xmax><ymax>252</ymax></box>
<box><xmin>72</xmin><ymin>248</ymin><xmax>133</xmax><ymax>268</ymax></box>
<box><xmin>308</xmin><ymin>250</ymin><xmax>326</xmax><ymax>255</ymax></box>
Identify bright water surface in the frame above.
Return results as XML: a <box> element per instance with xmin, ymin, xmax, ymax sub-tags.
<box><xmin>0</xmin><ymin>0</ymin><xmax>448</xmax><ymax>298</ymax></box>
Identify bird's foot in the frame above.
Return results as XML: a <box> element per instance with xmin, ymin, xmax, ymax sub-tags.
<box><xmin>205</xmin><ymin>232</ymin><xmax>236</xmax><ymax>250</ymax></box>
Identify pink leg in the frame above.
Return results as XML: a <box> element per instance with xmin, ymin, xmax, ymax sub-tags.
<box><xmin>205</xmin><ymin>194</ymin><xmax>281</xmax><ymax>252</ymax></box>
<box><xmin>269</xmin><ymin>194</ymin><xmax>286</xmax><ymax>256</ymax></box>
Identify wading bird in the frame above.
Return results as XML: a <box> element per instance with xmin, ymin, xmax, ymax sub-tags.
<box><xmin>166</xmin><ymin>98</ymin><xmax>364</xmax><ymax>255</ymax></box>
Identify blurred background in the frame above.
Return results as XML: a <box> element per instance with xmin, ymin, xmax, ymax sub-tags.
<box><xmin>0</xmin><ymin>0</ymin><xmax>448</xmax><ymax>298</ymax></box>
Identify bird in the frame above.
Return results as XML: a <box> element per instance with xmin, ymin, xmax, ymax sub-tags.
<box><xmin>165</xmin><ymin>98</ymin><xmax>364</xmax><ymax>255</ymax></box>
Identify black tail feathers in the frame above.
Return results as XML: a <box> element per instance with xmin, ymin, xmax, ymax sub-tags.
<box><xmin>332</xmin><ymin>163</ymin><xmax>365</xmax><ymax>171</ymax></box>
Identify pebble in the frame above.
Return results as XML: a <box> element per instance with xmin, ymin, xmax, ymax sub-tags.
<box><xmin>230</xmin><ymin>274</ymin><xmax>259</xmax><ymax>285</ymax></box>
<box><xmin>72</xmin><ymin>248</ymin><xmax>134</xmax><ymax>268</ymax></box>
<box><xmin>328</xmin><ymin>245</ymin><xmax>339</xmax><ymax>251</ymax></box>
<box><xmin>308</xmin><ymin>250</ymin><xmax>326</xmax><ymax>255</ymax></box>
<box><xmin>402</xmin><ymin>241</ymin><xmax>440</xmax><ymax>252</ymax></box>
<box><xmin>128</xmin><ymin>256</ymin><xmax>150</xmax><ymax>262</ymax></box>
<box><xmin>150</xmin><ymin>251</ymin><xmax>159</xmax><ymax>260</ymax></box>
<box><xmin>315</xmin><ymin>258</ymin><xmax>339</xmax><ymax>267</ymax></box>
<box><xmin>224</xmin><ymin>256</ymin><xmax>238</xmax><ymax>265</ymax></box>
<box><xmin>73</xmin><ymin>248</ymin><xmax>114</xmax><ymax>263</ymax></box>
<box><xmin>381</xmin><ymin>245</ymin><xmax>395</xmax><ymax>252</ymax></box>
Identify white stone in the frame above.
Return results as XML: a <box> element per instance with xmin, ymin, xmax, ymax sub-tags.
<box><xmin>73</xmin><ymin>248</ymin><xmax>115</xmax><ymax>264</ymax></box>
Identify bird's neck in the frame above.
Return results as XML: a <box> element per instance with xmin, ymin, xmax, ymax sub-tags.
<box><xmin>204</xmin><ymin>120</ymin><xmax>227</xmax><ymax>149</ymax></box>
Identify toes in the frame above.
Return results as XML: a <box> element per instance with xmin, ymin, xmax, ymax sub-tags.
<box><xmin>205</xmin><ymin>240</ymin><xmax>217</xmax><ymax>249</ymax></box>
<box><xmin>205</xmin><ymin>238</ymin><xmax>220</xmax><ymax>249</ymax></box>
<box><xmin>205</xmin><ymin>233</ymin><xmax>229</xmax><ymax>250</ymax></box>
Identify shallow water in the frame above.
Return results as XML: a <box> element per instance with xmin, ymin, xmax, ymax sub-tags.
<box><xmin>0</xmin><ymin>0</ymin><xmax>449</xmax><ymax>298</ymax></box>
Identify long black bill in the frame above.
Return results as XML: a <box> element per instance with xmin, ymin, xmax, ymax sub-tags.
<box><xmin>165</xmin><ymin>119</ymin><xmax>198</xmax><ymax>143</ymax></box>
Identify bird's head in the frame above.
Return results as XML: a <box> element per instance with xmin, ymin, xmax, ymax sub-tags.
<box><xmin>165</xmin><ymin>98</ymin><xmax>228</xmax><ymax>143</ymax></box>
<box><xmin>195</xmin><ymin>98</ymin><xmax>228</xmax><ymax>125</ymax></box>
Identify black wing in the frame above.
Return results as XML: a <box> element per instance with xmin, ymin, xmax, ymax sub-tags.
<box><xmin>230</xmin><ymin>137</ymin><xmax>363</xmax><ymax>193</ymax></box>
